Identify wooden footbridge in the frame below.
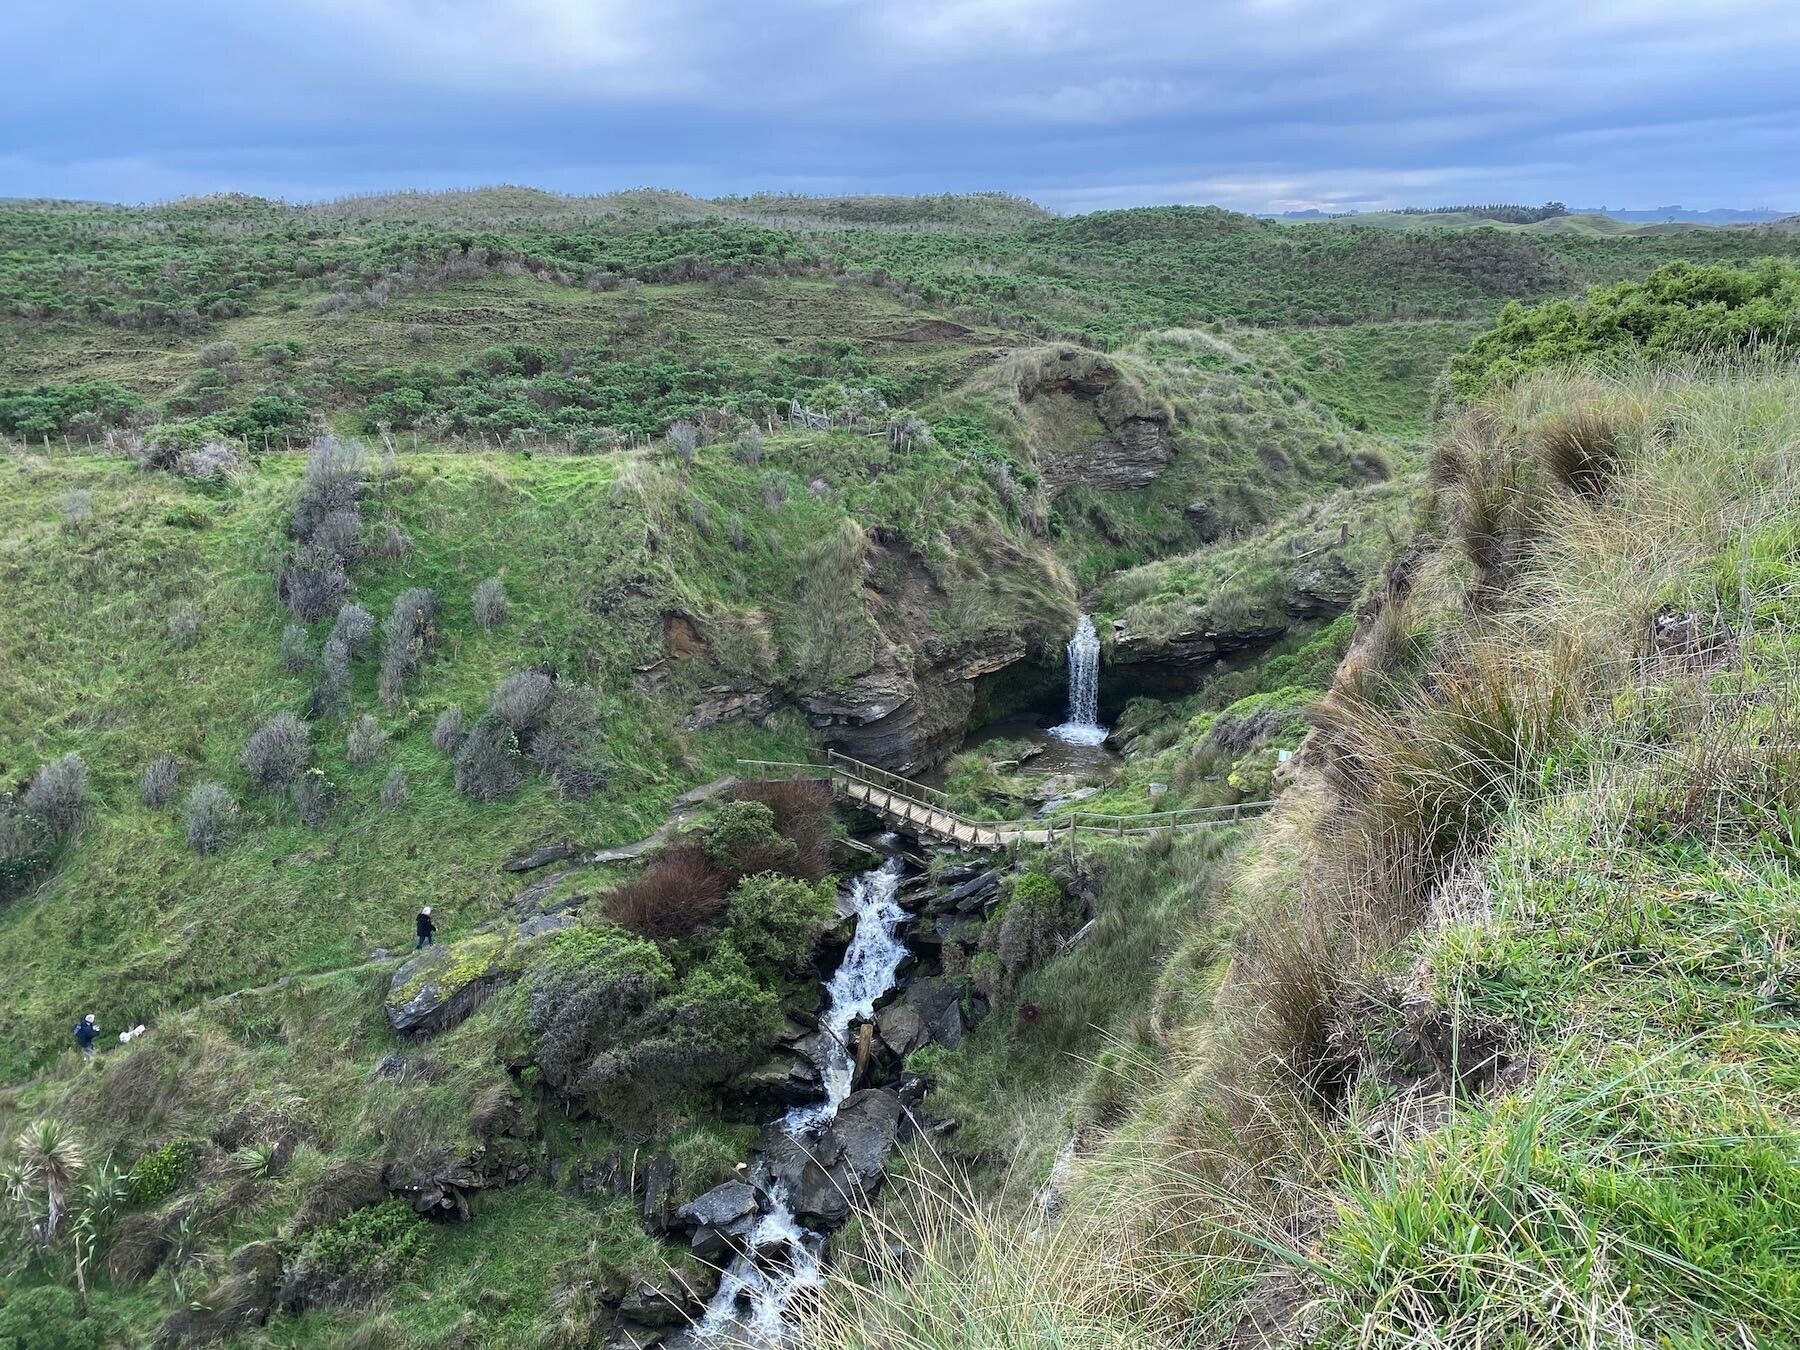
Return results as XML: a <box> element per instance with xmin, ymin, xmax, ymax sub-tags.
<box><xmin>738</xmin><ymin>749</ymin><xmax>1270</xmax><ymax>851</ymax></box>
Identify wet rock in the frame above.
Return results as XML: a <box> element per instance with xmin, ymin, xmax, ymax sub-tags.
<box><xmin>935</xmin><ymin>860</ymin><xmax>985</xmax><ymax>884</ymax></box>
<box><xmin>641</xmin><ymin>1153</ymin><xmax>678</xmax><ymax>1233</ymax></box>
<box><xmin>503</xmin><ymin>841</ymin><xmax>581</xmax><ymax>873</ymax></box>
<box><xmin>677</xmin><ymin>1180</ymin><xmax>759</xmax><ymax>1231</ymax></box>
<box><xmin>757</xmin><ymin>1089</ymin><xmax>909</xmax><ymax>1228</ymax></box>
<box><xmin>618</xmin><ymin>1278</ymin><xmax>704</xmax><ymax>1328</ymax></box>
<box><xmin>926</xmin><ymin>869</ymin><xmax>998</xmax><ymax>916</ymax></box>
<box><xmin>724</xmin><ymin>1048</ymin><xmax>824</xmax><ymax>1114</ymax></box>
<box><xmin>875</xmin><ymin>1003</ymin><xmax>929</xmax><ymax>1059</ymax></box>
<box><xmin>678</xmin><ymin>1180</ymin><xmax>762</xmax><ymax>1262</ymax></box>
<box><xmin>902</xmin><ymin>976</ymin><xmax>967</xmax><ymax>1050</ymax></box>
<box><xmin>831</xmin><ymin>1089</ymin><xmax>909</xmax><ymax>1191</ymax></box>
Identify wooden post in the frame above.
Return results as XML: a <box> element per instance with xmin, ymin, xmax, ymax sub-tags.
<box><xmin>855</xmin><ymin>1023</ymin><xmax>873</xmax><ymax>1086</ymax></box>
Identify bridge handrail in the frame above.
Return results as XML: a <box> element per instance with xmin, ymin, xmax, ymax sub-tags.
<box><xmin>735</xmin><ymin>753</ymin><xmax>1274</xmax><ymax>843</ymax></box>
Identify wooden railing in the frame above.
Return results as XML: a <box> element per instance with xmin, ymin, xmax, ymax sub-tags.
<box><xmin>736</xmin><ymin>753</ymin><xmax>1271</xmax><ymax>849</ymax></box>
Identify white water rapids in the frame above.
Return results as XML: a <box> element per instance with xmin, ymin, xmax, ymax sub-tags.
<box><xmin>691</xmin><ymin>856</ymin><xmax>910</xmax><ymax>1343</ymax></box>
<box><xmin>1049</xmin><ymin>613</ymin><xmax>1108</xmax><ymax>746</ymax></box>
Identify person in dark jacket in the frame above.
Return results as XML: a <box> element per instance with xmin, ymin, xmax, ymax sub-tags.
<box><xmin>415</xmin><ymin>905</ymin><xmax>436</xmax><ymax>950</ymax></box>
<box><xmin>72</xmin><ymin>1014</ymin><xmax>99</xmax><ymax>1058</ymax></box>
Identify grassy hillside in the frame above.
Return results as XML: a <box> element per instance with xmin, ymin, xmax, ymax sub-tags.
<box><xmin>814</xmin><ymin>363</ymin><xmax>1800</xmax><ymax>1348</ymax></box>
<box><xmin>5</xmin><ymin>188</ymin><xmax>1800</xmax><ymax>1346</ymax></box>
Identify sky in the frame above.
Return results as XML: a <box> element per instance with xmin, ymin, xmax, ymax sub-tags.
<box><xmin>4</xmin><ymin>0</ymin><xmax>1799</xmax><ymax>213</ymax></box>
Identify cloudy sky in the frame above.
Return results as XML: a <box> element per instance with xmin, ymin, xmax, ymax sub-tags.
<box><xmin>5</xmin><ymin>0</ymin><xmax>1798</xmax><ymax>212</ymax></box>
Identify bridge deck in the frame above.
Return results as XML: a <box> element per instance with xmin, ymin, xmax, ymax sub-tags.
<box><xmin>739</xmin><ymin>752</ymin><xmax>1269</xmax><ymax>850</ymax></box>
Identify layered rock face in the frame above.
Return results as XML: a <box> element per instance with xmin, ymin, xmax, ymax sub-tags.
<box><xmin>1011</xmin><ymin>350</ymin><xmax>1175</xmax><ymax>496</ymax></box>
<box><xmin>678</xmin><ymin>533</ymin><xmax>1072</xmax><ymax>773</ymax></box>
<box><xmin>795</xmin><ymin>636</ymin><xmax>1025</xmax><ymax>772</ymax></box>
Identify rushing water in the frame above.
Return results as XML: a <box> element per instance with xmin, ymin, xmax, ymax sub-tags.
<box><xmin>1049</xmin><ymin>613</ymin><xmax>1108</xmax><ymax>747</ymax></box>
<box><xmin>692</xmin><ymin>856</ymin><xmax>911</xmax><ymax>1343</ymax></box>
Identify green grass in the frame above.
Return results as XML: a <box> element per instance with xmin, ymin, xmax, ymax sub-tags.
<box><xmin>1258</xmin><ymin>320</ymin><xmax>1485</xmax><ymax>434</ymax></box>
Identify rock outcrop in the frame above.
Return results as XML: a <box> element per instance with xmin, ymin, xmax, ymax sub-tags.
<box><xmin>755</xmin><ymin>1088</ymin><xmax>912</xmax><ymax>1227</ymax></box>
<box><xmin>995</xmin><ymin>347</ymin><xmax>1176</xmax><ymax>496</ymax></box>
<box><xmin>383</xmin><ymin>914</ymin><xmax>571</xmax><ymax>1036</ymax></box>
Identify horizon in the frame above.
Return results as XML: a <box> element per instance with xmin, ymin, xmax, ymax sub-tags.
<box><xmin>4</xmin><ymin>184</ymin><xmax>1794</xmax><ymax>220</ymax></box>
<box><xmin>6</xmin><ymin>1</ymin><xmax>1800</xmax><ymax>212</ymax></box>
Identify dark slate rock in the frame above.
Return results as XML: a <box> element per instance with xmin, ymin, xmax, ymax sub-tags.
<box><xmin>502</xmin><ymin>841</ymin><xmax>581</xmax><ymax>873</ymax></box>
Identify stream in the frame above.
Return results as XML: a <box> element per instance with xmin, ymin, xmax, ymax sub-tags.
<box><xmin>688</xmin><ymin>854</ymin><xmax>911</xmax><ymax>1343</ymax></box>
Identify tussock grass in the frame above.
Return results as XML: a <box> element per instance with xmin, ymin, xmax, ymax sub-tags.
<box><xmin>817</xmin><ymin>362</ymin><xmax>1800</xmax><ymax>1350</ymax></box>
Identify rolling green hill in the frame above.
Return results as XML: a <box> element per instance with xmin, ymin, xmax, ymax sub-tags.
<box><xmin>3</xmin><ymin>189</ymin><xmax>1799</xmax><ymax>1347</ymax></box>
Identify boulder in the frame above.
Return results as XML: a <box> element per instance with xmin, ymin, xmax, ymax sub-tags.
<box><xmin>676</xmin><ymin>1180</ymin><xmax>759</xmax><ymax>1231</ymax></box>
<box><xmin>756</xmin><ymin>1089</ymin><xmax>909</xmax><ymax>1228</ymax></box>
<box><xmin>384</xmin><ymin>932</ymin><xmax>516</xmax><ymax>1036</ymax></box>
<box><xmin>677</xmin><ymin>1180</ymin><xmax>761</xmax><ymax>1262</ymax></box>
<box><xmin>926</xmin><ymin>869</ymin><xmax>999</xmax><ymax>916</ymax></box>
<box><xmin>832</xmin><ymin>1088</ymin><xmax>908</xmax><ymax>1189</ymax></box>
<box><xmin>875</xmin><ymin>1003</ymin><xmax>929</xmax><ymax>1059</ymax></box>
<box><xmin>724</xmin><ymin>1049</ymin><xmax>824</xmax><ymax>1114</ymax></box>
<box><xmin>902</xmin><ymin>976</ymin><xmax>968</xmax><ymax>1050</ymax></box>
<box><xmin>514</xmin><ymin>912</ymin><xmax>574</xmax><ymax>941</ymax></box>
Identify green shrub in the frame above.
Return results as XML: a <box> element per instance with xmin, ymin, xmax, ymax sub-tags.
<box><xmin>1450</xmin><ymin>258</ymin><xmax>1800</xmax><ymax>400</ymax></box>
<box><xmin>0</xmin><ymin>380</ymin><xmax>143</xmax><ymax>439</ymax></box>
<box><xmin>703</xmin><ymin>800</ymin><xmax>796</xmax><ymax>877</ymax></box>
<box><xmin>126</xmin><ymin>1139</ymin><xmax>199</xmax><ymax>1206</ymax></box>
<box><xmin>982</xmin><ymin>872</ymin><xmax>1077</xmax><ymax>985</ymax></box>
<box><xmin>288</xmin><ymin>1197</ymin><xmax>429</xmax><ymax>1305</ymax></box>
<box><xmin>721</xmin><ymin>873</ymin><xmax>835</xmax><ymax>975</ymax></box>
<box><xmin>0</xmin><ymin>1285</ymin><xmax>120</xmax><ymax>1350</ymax></box>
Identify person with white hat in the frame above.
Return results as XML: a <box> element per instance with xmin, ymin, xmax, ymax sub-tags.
<box><xmin>415</xmin><ymin>905</ymin><xmax>436</xmax><ymax>950</ymax></box>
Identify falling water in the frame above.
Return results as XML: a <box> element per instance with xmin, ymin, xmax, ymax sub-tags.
<box><xmin>691</xmin><ymin>856</ymin><xmax>910</xmax><ymax>1343</ymax></box>
<box><xmin>1049</xmin><ymin>613</ymin><xmax>1108</xmax><ymax>746</ymax></box>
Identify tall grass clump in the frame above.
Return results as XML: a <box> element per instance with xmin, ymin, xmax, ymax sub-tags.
<box><xmin>432</xmin><ymin>706</ymin><xmax>465</xmax><ymax>754</ymax></box>
<box><xmin>24</xmin><ymin>754</ymin><xmax>88</xmax><ymax>839</ymax></box>
<box><xmin>344</xmin><ymin>714</ymin><xmax>384</xmax><ymax>767</ymax></box>
<box><xmin>378</xmin><ymin>587</ymin><xmax>439</xmax><ymax>703</ymax></box>
<box><xmin>138</xmin><ymin>755</ymin><xmax>180</xmax><ymax>810</ymax></box>
<box><xmin>278</xmin><ymin>435</ymin><xmax>367</xmax><ymax>622</ymax></box>
<box><xmin>472</xmin><ymin>577</ymin><xmax>508</xmax><ymax>631</ymax></box>
<box><xmin>182</xmin><ymin>782</ymin><xmax>237</xmax><ymax>855</ymax></box>
<box><xmin>279</xmin><ymin>623</ymin><xmax>311</xmax><ymax>674</ymax></box>
<box><xmin>242</xmin><ymin>712</ymin><xmax>310</xmax><ymax>792</ymax></box>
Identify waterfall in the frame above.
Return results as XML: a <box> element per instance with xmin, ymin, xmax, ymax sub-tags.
<box><xmin>690</xmin><ymin>857</ymin><xmax>910</xmax><ymax>1343</ymax></box>
<box><xmin>1049</xmin><ymin>613</ymin><xmax>1108</xmax><ymax>746</ymax></box>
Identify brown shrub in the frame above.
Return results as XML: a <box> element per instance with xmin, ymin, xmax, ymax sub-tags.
<box><xmin>603</xmin><ymin>844</ymin><xmax>731</xmax><ymax>941</ymax></box>
<box><xmin>730</xmin><ymin>778</ymin><xmax>834</xmax><ymax>881</ymax></box>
